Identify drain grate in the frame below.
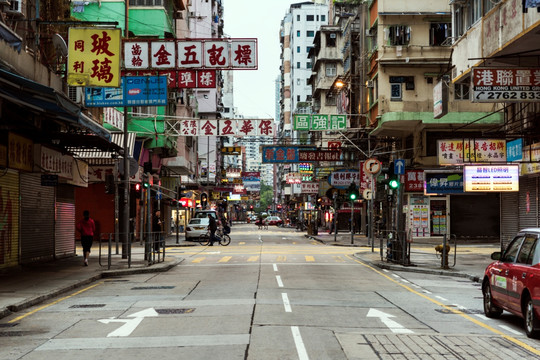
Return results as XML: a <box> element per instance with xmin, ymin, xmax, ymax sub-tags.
<box><xmin>69</xmin><ymin>304</ymin><xmax>106</xmax><ymax>309</ymax></box>
<box><xmin>131</xmin><ymin>286</ymin><xmax>175</xmax><ymax>290</ymax></box>
<box><xmin>156</xmin><ymin>308</ymin><xmax>195</xmax><ymax>314</ymax></box>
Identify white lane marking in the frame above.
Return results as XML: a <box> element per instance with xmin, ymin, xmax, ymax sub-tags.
<box><xmin>282</xmin><ymin>293</ymin><xmax>292</xmax><ymax>312</ymax></box>
<box><xmin>423</xmin><ymin>290</ymin><xmax>432</xmax><ymax>294</ymax></box>
<box><xmin>475</xmin><ymin>314</ymin><xmax>490</xmax><ymax>321</ymax></box>
<box><xmin>499</xmin><ymin>325</ymin><xmax>522</xmax><ymax>335</ymax></box>
<box><xmin>382</xmin><ymin>269</ymin><xmax>390</xmax><ymax>273</ymax></box>
<box><xmin>259</xmin><ymin>235</ymin><xmax>263</xmax><ymax>243</ymax></box>
<box><xmin>367</xmin><ymin>308</ymin><xmax>414</xmax><ymax>334</ymax></box>
<box><xmin>436</xmin><ymin>296</ymin><xmax>448</xmax><ymax>302</ymax></box>
<box><xmin>291</xmin><ymin>326</ymin><xmax>309</xmax><ymax>360</ymax></box>
<box><xmin>401</xmin><ymin>279</ymin><xmax>410</xmax><ymax>284</ymax></box>
<box><xmin>392</xmin><ymin>274</ymin><xmax>400</xmax><ymax>278</ymax></box>
<box><xmin>276</xmin><ymin>275</ymin><xmax>284</xmax><ymax>288</ymax></box>
<box><xmin>273</xmin><ymin>263</ymin><xmax>278</xmax><ymax>272</ymax></box>
<box><xmin>98</xmin><ymin>308</ymin><xmax>158</xmax><ymax>337</ymax></box>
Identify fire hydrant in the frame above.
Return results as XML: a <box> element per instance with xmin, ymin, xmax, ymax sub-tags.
<box><xmin>435</xmin><ymin>244</ymin><xmax>450</xmax><ymax>268</ymax></box>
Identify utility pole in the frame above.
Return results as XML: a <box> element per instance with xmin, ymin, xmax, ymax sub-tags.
<box><xmin>121</xmin><ymin>1</ymin><xmax>130</xmax><ymax>259</ymax></box>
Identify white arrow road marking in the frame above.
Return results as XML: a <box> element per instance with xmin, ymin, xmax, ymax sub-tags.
<box><xmin>367</xmin><ymin>308</ymin><xmax>414</xmax><ymax>334</ymax></box>
<box><xmin>99</xmin><ymin>308</ymin><xmax>159</xmax><ymax>337</ymax></box>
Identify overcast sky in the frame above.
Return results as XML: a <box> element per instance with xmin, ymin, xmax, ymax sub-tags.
<box><xmin>223</xmin><ymin>0</ymin><xmax>298</xmax><ymax>120</ymax></box>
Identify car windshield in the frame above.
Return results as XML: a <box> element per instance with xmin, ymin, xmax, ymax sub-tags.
<box><xmin>194</xmin><ymin>212</ymin><xmax>216</xmax><ymax>219</ymax></box>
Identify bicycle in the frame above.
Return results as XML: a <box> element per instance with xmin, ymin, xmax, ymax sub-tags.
<box><xmin>199</xmin><ymin>228</ymin><xmax>231</xmax><ymax>246</ymax></box>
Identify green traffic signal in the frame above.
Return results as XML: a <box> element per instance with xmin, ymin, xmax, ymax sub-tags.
<box><xmin>349</xmin><ymin>192</ymin><xmax>357</xmax><ymax>200</ymax></box>
<box><xmin>388</xmin><ymin>178</ymin><xmax>400</xmax><ymax>189</ymax></box>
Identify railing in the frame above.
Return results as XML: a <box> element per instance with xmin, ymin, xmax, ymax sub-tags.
<box><xmin>98</xmin><ymin>232</ymin><xmax>166</xmax><ymax>270</ymax></box>
<box><xmin>377</xmin><ymin>229</ymin><xmax>412</xmax><ymax>266</ymax></box>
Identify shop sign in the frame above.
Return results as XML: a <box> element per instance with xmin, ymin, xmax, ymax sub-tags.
<box><xmin>507</xmin><ymin>138</ymin><xmax>523</xmax><ymax>162</ymax></box>
<box><xmin>262</xmin><ymin>146</ymin><xmax>315</xmax><ymax>163</ymax></box>
<box><xmin>521</xmin><ymin>142</ymin><xmax>540</xmax><ymax>175</ymax></box>
<box><xmin>222</xmin><ymin>146</ymin><xmax>242</xmax><ymax>155</ymax></box>
<box><xmin>285</xmin><ymin>173</ymin><xmax>302</xmax><ymax>184</ymax></box>
<box><xmin>68</xmin><ymin>28</ymin><xmax>121</xmax><ymax>87</ymax></box>
<box><xmin>85</xmin><ymin>76</ymin><xmax>167</xmax><ymax>107</ymax></box>
<box><xmin>425</xmin><ymin>172</ymin><xmax>464</xmax><ymax>194</ymax></box>
<box><xmin>404</xmin><ymin>170</ymin><xmax>424</xmax><ymax>192</ymax></box>
<box><xmin>41</xmin><ymin>146</ymin><xmax>73</xmax><ymax>180</ymax></box>
<box><xmin>437</xmin><ymin>139</ymin><xmax>506</xmax><ymax>165</ymax></box>
<box><xmin>463</xmin><ymin>165</ymin><xmax>519</xmax><ymax>192</ymax></box>
<box><xmin>179</xmin><ymin>119</ymin><xmax>274</xmax><ymax>137</ymax></box>
<box><xmin>8</xmin><ymin>133</ymin><xmax>32</xmax><ymax>171</ymax></box>
<box><xmin>301</xmin><ymin>182</ymin><xmax>319</xmax><ymax>194</ymax></box>
<box><xmin>298</xmin><ymin>150</ymin><xmax>341</xmax><ymax>162</ymax></box>
<box><xmin>328</xmin><ymin>169</ymin><xmax>360</xmax><ymax>189</ymax></box>
<box><xmin>472</xmin><ymin>67</ymin><xmax>540</xmax><ymax>103</ymax></box>
<box><xmin>293</xmin><ymin>114</ymin><xmax>347</xmax><ymax>131</ymax></box>
<box><xmin>124</xmin><ymin>38</ymin><xmax>258</xmax><ymax>70</ymax></box>
<box><xmin>104</xmin><ymin>107</ymin><xmax>124</xmax><ymax>130</ymax></box>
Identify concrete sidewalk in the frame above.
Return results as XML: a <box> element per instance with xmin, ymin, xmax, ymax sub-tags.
<box><xmin>0</xmin><ymin>235</ymin><xmax>192</xmax><ymax>320</ymax></box>
<box><xmin>307</xmin><ymin>231</ymin><xmax>500</xmax><ymax>282</ymax></box>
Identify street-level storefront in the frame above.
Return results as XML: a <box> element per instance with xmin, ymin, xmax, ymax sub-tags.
<box><xmin>0</xmin><ymin>169</ymin><xmax>20</xmax><ymax>270</ymax></box>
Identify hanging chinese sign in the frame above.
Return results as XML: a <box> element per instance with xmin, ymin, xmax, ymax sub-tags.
<box><xmin>123</xmin><ymin>69</ymin><xmax>216</xmax><ymax>89</ymax></box>
<box><xmin>84</xmin><ymin>76</ymin><xmax>167</xmax><ymax>107</ymax></box>
<box><xmin>301</xmin><ymin>182</ymin><xmax>319</xmax><ymax>194</ymax></box>
<box><xmin>404</xmin><ymin>170</ymin><xmax>424</xmax><ymax>192</ymax></box>
<box><xmin>328</xmin><ymin>169</ymin><xmax>360</xmax><ymax>189</ymax></box>
<box><xmin>299</xmin><ymin>150</ymin><xmax>342</xmax><ymax>162</ymax></box>
<box><xmin>472</xmin><ymin>67</ymin><xmax>540</xmax><ymax>102</ymax></box>
<box><xmin>293</xmin><ymin>114</ymin><xmax>348</xmax><ymax>131</ymax></box>
<box><xmin>437</xmin><ymin>139</ymin><xmax>506</xmax><ymax>165</ymax></box>
<box><xmin>262</xmin><ymin>146</ymin><xmax>315</xmax><ymax>163</ymax></box>
<box><xmin>178</xmin><ymin>119</ymin><xmax>274</xmax><ymax>137</ymax></box>
<box><xmin>123</xmin><ymin>38</ymin><xmax>258</xmax><ymax>70</ymax></box>
<box><xmin>68</xmin><ymin>28</ymin><xmax>121</xmax><ymax>87</ymax></box>
<box><xmin>424</xmin><ymin>172</ymin><xmax>464</xmax><ymax>194</ymax></box>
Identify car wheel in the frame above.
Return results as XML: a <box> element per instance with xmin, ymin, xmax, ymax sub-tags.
<box><xmin>482</xmin><ymin>280</ymin><xmax>502</xmax><ymax>318</ymax></box>
<box><xmin>524</xmin><ymin>296</ymin><xmax>540</xmax><ymax>338</ymax></box>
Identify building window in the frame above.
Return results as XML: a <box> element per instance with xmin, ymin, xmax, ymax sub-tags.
<box><xmin>325</xmin><ymin>63</ymin><xmax>336</xmax><ymax>77</ymax></box>
<box><xmin>306</xmin><ymin>46</ymin><xmax>313</xmax><ymax>53</ymax></box>
<box><xmin>430</xmin><ymin>23</ymin><xmax>451</xmax><ymax>46</ymax></box>
<box><xmin>297</xmin><ymin>78</ymin><xmax>301</xmax><ymax>85</ymax></box>
<box><xmin>297</xmin><ymin>95</ymin><xmax>301</xmax><ymax>101</ymax></box>
<box><xmin>307</xmin><ymin>15</ymin><xmax>314</xmax><ymax>21</ymax></box>
<box><xmin>132</xmin><ymin>106</ymin><xmax>158</xmax><ymax>116</ymax></box>
<box><xmin>325</xmin><ymin>92</ymin><xmax>336</xmax><ymax>106</ymax></box>
<box><xmin>307</xmin><ymin>30</ymin><xmax>315</xmax><ymax>37</ymax></box>
<box><xmin>129</xmin><ymin>0</ymin><xmax>163</xmax><ymax>5</ymax></box>
<box><xmin>297</xmin><ymin>14</ymin><xmax>300</xmax><ymax>21</ymax></box>
<box><xmin>386</xmin><ymin>25</ymin><xmax>410</xmax><ymax>46</ymax></box>
<box><xmin>297</xmin><ymin>30</ymin><xmax>300</xmax><ymax>37</ymax></box>
<box><xmin>307</xmin><ymin>62</ymin><xmax>312</xmax><ymax>69</ymax></box>
<box><xmin>297</xmin><ymin>62</ymin><xmax>301</xmax><ymax>69</ymax></box>
<box><xmin>321</xmin><ymin>15</ymin><xmax>326</xmax><ymax>22</ymax></box>
<box><xmin>454</xmin><ymin>83</ymin><xmax>470</xmax><ymax>100</ymax></box>
<box><xmin>326</xmin><ymin>33</ymin><xmax>336</xmax><ymax>47</ymax></box>
<box><xmin>390</xmin><ymin>83</ymin><xmax>402</xmax><ymax>101</ymax></box>
<box><xmin>470</xmin><ymin>0</ymin><xmax>482</xmax><ymax>25</ymax></box>
<box><xmin>297</xmin><ymin>46</ymin><xmax>301</xmax><ymax>53</ymax></box>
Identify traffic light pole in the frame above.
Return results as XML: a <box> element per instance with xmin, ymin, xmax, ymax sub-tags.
<box><xmin>350</xmin><ymin>199</ymin><xmax>354</xmax><ymax>244</ymax></box>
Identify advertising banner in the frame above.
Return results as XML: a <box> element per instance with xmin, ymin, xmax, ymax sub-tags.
<box><xmin>85</xmin><ymin>76</ymin><xmax>167</xmax><ymax>107</ymax></box>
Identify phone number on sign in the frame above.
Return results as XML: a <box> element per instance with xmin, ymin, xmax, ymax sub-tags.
<box><xmin>473</xmin><ymin>91</ymin><xmax>540</xmax><ymax>102</ymax></box>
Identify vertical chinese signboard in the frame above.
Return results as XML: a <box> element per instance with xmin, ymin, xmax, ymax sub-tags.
<box><xmin>68</xmin><ymin>28</ymin><xmax>121</xmax><ymax>87</ymax></box>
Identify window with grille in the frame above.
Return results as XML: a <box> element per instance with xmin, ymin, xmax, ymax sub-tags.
<box><xmin>454</xmin><ymin>83</ymin><xmax>470</xmax><ymax>100</ymax></box>
<box><xmin>430</xmin><ymin>23</ymin><xmax>451</xmax><ymax>46</ymax></box>
<box><xmin>325</xmin><ymin>63</ymin><xmax>336</xmax><ymax>77</ymax></box>
<box><xmin>386</xmin><ymin>25</ymin><xmax>410</xmax><ymax>46</ymax></box>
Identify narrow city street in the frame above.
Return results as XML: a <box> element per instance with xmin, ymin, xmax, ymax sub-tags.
<box><xmin>1</xmin><ymin>224</ymin><xmax>539</xmax><ymax>360</ymax></box>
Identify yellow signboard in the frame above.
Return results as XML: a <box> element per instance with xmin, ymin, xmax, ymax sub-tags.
<box><xmin>67</xmin><ymin>28</ymin><xmax>121</xmax><ymax>87</ymax></box>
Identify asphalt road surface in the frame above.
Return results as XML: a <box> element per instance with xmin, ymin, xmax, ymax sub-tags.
<box><xmin>2</xmin><ymin>224</ymin><xmax>540</xmax><ymax>359</ymax></box>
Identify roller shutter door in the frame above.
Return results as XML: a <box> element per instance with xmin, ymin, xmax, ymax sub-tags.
<box><xmin>518</xmin><ymin>177</ymin><xmax>538</xmax><ymax>229</ymax></box>
<box><xmin>0</xmin><ymin>169</ymin><xmax>20</xmax><ymax>269</ymax></box>
<box><xmin>450</xmin><ymin>194</ymin><xmax>499</xmax><ymax>239</ymax></box>
<box><xmin>500</xmin><ymin>192</ymin><xmax>519</xmax><ymax>251</ymax></box>
<box><xmin>55</xmin><ymin>185</ymin><xmax>75</xmax><ymax>258</ymax></box>
<box><xmin>20</xmin><ymin>173</ymin><xmax>54</xmax><ymax>263</ymax></box>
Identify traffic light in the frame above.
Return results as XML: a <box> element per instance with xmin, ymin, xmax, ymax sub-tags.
<box><xmin>347</xmin><ymin>183</ymin><xmax>359</xmax><ymax>201</ymax></box>
<box><xmin>201</xmin><ymin>193</ymin><xmax>208</xmax><ymax>208</ymax></box>
<box><xmin>134</xmin><ymin>183</ymin><xmax>142</xmax><ymax>198</ymax></box>
<box><xmin>388</xmin><ymin>176</ymin><xmax>400</xmax><ymax>189</ymax></box>
<box><xmin>142</xmin><ymin>174</ymin><xmax>150</xmax><ymax>189</ymax></box>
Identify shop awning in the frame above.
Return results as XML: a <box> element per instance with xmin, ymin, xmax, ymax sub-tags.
<box><xmin>0</xmin><ymin>21</ymin><xmax>22</xmax><ymax>52</ymax></box>
<box><xmin>0</xmin><ymin>68</ymin><xmax>118</xmax><ymax>151</ymax></box>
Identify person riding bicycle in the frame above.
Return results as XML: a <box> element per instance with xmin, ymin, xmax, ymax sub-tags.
<box><xmin>208</xmin><ymin>214</ymin><xmax>217</xmax><ymax>246</ymax></box>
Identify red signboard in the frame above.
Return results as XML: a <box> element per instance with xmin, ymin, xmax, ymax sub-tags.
<box><xmin>405</xmin><ymin>170</ymin><xmax>424</xmax><ymax>192</ymax></box>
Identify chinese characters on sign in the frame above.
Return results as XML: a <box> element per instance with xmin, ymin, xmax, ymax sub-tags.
<box><xmin>437</xmin><ymin>139</ymin><xmax>506</xmax><ymax>165</ymax></box>
<box><xmin>85</xmin><ymin>76</ymin><xmax>167</xmax><ymax>107</ymax></box>
<box><xmin>262</xmin><ymin>146</ymin><xmax>313</xmax><ymax>163</ymax></box>
<box><xmin>124</xmin><ymin>39</ymin><xmax>258</xmax><ymax>70</ymax></box>
<box><xmin>298</xmin><ymin>150</ymin><xmax>342</xmax><ymax>162</ymax></box>
<box><xmin>293</xmin><ymin>114</ymin><xmax>348</xmax><ymax>131</ymax></box>
<box><xmin>472</xmin><ymin>67</ymin><xmax>540</xmax><ymax>102</ymax></box>
<box><xmin>68</xmin><ymin>28</ymin><xmax>121</xmax><ymax>87</ymax></box>
<box><xmin>424</xmin><ymin>173</ymin><xmax>464</xmax><ymax>194</ymax></box>
<box><xmin>328</xmin><ymin>170</ymin><xmax>360</xmax><ymax>189</ymax></box>
<box><xmin>463</xmin><ymin>165</ymin><xmax>519</xmax><ymax>192</ymax></box>
<box><xmin>301</xmin><ymin>182</ymin><xmax>319</xmax><ymax>194</ymax></box>
<box><xmin>179</xmin><ymin>119</ymin><xmax>274</xmax><ymax>137</ymax></box>
<box><xmin>404</xmin><ymin>170</ymin><xmax>424</xmax><ymax>192</ymax></box>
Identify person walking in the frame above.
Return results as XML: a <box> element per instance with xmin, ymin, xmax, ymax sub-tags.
<box><xmin>76</xmin><ymin>210</ymin><xmax>95</xmax><ymax>266</ymax></box>
<box><xmin>152</xmin><ymin>210</ymin><xmax>162</xmax><ymax>252</ymax></box>
<box><xmin>208</xmin><ymin>213</ymin><xmax>217</xmax><ymax>246</ymax></box>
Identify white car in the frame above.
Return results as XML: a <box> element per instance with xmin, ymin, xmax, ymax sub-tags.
<box><xmin>185</xmin><ymin>210</ymin><xmax>218</xmax><ymax>241</ymax></box>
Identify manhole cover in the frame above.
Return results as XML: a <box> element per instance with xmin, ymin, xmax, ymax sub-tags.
<box><xmin>131</xmin><ymin>286</ymin><xmax>175</xmax><ymax>290</ymax></box>
<box><xmin>156</xmin><ymin>308</ymin><xmax>195</xmax><ymax>314</ymax></box>
<box><xmin>70</xmin><ymin>304</ymin><xmax>106</xmax><ymax>309</ymax></box>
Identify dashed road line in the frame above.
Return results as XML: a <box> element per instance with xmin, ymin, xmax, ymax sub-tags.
<box><xmin>291</xmin><ymin>326</ymin><xmax>309</xmax><ymax>360</ymax></box>
<box><xmin>276</xmin><ymin>275</ymin><xmax>284</xmax><ymax>288</ymax></box>
<box><xmin>282</xmin><ymin>293</ymin><xmax>292</xmax><ymax>312</ymax></box>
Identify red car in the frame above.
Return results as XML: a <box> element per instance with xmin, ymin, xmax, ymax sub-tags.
<box><xmin>483</xmin><ymin>228</ymin><xmax>540</xmax><ymax>338</ymax></box>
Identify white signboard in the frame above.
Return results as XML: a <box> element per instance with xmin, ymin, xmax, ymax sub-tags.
<box><xmin>463</xmin><ymin>165</ymin><xmax>519</xmax><ymax>192</ymax></box>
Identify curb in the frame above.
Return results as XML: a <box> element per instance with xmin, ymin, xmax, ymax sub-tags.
<box><xmin>0</xmin><ymin>257</ymin><xmax>183</xmax><ymax>321</ymax></box>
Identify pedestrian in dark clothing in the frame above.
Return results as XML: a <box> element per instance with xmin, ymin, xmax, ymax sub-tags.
<box><xmin>208</xmin><ymin>214</ymin><xmax>217</xmax><ymax>246</ymax></box>
<box><xmin>76</xmin><ymin>210</ymin><xmax>95</xmax><ymax>266</ymax></box>
<box><xmin>153</xmin><ymin>210</ymin><xmax>162</xmax><ymax>252</ymax></box>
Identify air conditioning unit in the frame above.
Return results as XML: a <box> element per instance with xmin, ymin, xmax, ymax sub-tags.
<box><xmin>329</xmin><ymin>33</ymin><xmax>336</xmax><ymax>39</ymax></box>
<box><xmin>366</xmin><ymin>80</ymin><xmax>374</xmax><ymax>88</ymax></box>
<box><xmin>7</xmin><ymin>0</ymin><xmax>25</xmax><ymax>16</ymax></box>
<box><xmin>174</xmin><ymin>11</ymin><xmax>184</xmax><ymax>19</ymax></box>
<box><xmin>68</xmin><ymin>86</ymin><xmax>84</xmax><ymax>104</ymax></box>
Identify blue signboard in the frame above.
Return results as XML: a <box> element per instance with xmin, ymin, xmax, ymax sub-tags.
<box><xmin>394</xmin><ymin>159</ymin><xmax>405</xmax><ymax>175</ymax></box>
<box><xmin>85</xmin><ymin>76</ymin><xmax>168</xmax><ymax>107</ymax></box>
<box><xmin>507</xmin><ymin>138</ymin><xmax>523</xmax><ymax>162</ymax></box>
<box><xmin>425</xmin><ymin>173</ymin><xmax>464</xmax><ymax>194</ymax></box>
<box><xmin>261</xmin><ymin>146</ymin><xmax>315</xmax><ymax>163</ymax></box>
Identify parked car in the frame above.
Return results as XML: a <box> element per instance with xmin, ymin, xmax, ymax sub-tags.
<box><xmin>185</xmin><ymin>210</ymin><xmax>218</xmax><ymax>241</ymax></box>
<box><xmin>265</xmin><ymin>216</ymin><xmax>283</xmax><ymax>226</ymax></box>
<box><xmin>482</xmin><ymin>228</ymin><xmax>540</xmax><ymax>338</ymax></box>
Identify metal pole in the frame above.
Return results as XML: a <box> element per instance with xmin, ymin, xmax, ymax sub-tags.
<box><xmin>350</xmin><ymin>200</ymin><xmax>354</xmax><ymax>244</ymax></box>
<box><xmin>333</xmin><ymin>193</ymin><xmax>338</xmax><ymax>242</ymax></box>
<box><xmin>146</xmin><ymin>174</ymin><xmax>152</xmax><ymax>262</ymax></box>
<box><xmin>121</xmin><ymin>0</ymin><xmax>130</xmax><ymax>260</ymax></box>
<box><xmin>176</xmin><ymin>200</ymin><xmax>179</xmax><ymax>244</ymax></box>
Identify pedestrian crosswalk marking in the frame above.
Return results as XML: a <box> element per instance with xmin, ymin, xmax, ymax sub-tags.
<box><xmin>239</xmin><ymin>242</ymin><xmax>246</xmax><ymax>245</ymax></box>
<box><xmin>276</xmin><ymin>256</ymin><xmax>287</xmax><ymax>262</ymax></box>
<box><xmin>247</xmin><ymin>256</ymin><xmax>259</xmax><ymax>262</ymax></box>
<box><xmin>218</xmin><ymin>256</ymin><xmax>232</xmax><ymax>263</ymax></box>
<box><xmin>192</xmin><ymin>257</ymin><xmax>205</xmax><ymax>263</ymax></box>
<box><xmin>305</xmin><ymin>256</ymin><xmax>315</xmax><ymax>262</ymax></box>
